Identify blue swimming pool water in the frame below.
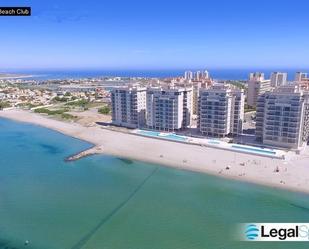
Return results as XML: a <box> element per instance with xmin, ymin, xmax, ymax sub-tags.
<box><xmin>136</xmin><ymin>130</ymin><xmax>187</xmax><ymax>142</ymax></box>
<box><xmin>208</xmin><ymin>140</ymin><xmax>220</xmax><ymax>145</ymax></box>
<box><xmin>231</xmin><ymin>145</ymin><xmax>276</xmax><ymax>155</ymax></box>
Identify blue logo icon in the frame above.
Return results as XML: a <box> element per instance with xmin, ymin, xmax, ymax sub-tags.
<box><xmin>246</xmin><ymin>224</ymin><xmax>259</xmax><ymax>240</ymax></box>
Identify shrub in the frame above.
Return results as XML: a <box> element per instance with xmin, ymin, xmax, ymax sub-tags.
<box><xmin>65</xmin><ymin>99</ymin><xmax>89</xmax><ymax>107</ymax></box>
<box><xmin>34</xmin><ymin>108</ymin><xmax>67</xmax><ymax>115</ymax></box>
<box><xmin>98</xmin><ymin>106</ymin><xmax>110</xmax><ymax>114</ymax></box>
<box><xmin>61</xmin><ymin>113</ymin><xmax>76</xmax><ymax>119</ymax></box>
<box><xmin>0</xmin><ymin>101</ymin><xmax>11</xmax><ymax>110</ymax></box>
<box><xmin>53</xmin><ymin>96</ymin><xmax>69</xmax><ymax>102</ymax></box>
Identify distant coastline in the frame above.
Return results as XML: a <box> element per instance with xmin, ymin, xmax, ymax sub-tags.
<box><xmin>2</xmin><ymin>68</ymin><xmax>309</xmax><ymax>81</ymax></box>
<box><xmin>0</xmin><ymin>73</ymin><xmax>34</xmax><ymax>79</ymax></box>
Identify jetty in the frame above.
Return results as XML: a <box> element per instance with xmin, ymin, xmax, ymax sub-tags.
<box><xmin>65</xmin><ymin>146</ymin><xmax>103</xmax><ymax>162</ymax></box>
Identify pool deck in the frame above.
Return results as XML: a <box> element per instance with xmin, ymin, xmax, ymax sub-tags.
<box><xmin>133</xmin><ymin>129</ymin><xmax>286</xmax><ymax>159</ymax></box>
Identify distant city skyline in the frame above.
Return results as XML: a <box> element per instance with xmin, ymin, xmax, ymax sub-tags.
<box><xmin>1</xmin><ymin>0</ymin><xmax>309</xmax><ymax>69</ymax></box>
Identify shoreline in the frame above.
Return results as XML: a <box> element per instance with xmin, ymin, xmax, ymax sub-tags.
<box><xmin>1</xmin><ymin>109</ymin><xmax>309</xmax><ymax>194</ymax></box>
<box><xmin>0</xmin><ymin>74</ymin><xmax>35</xmax><ymax>79</ymax></box>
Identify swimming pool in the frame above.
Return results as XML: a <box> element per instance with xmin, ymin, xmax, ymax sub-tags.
<box><xmin>208</xmin><ymin>140</ymin><xmax>220</xmax><ymax>145</ymax></box>
<box><xmin>231</xmin><ymin>144</ymin><xmax>276</xmax><ymax>155</ymax></box>
<box><xmin>136</xmin><ymin>130</ymin><xmax>188</xmax><ymax>142</ymax></box>
<box><xmin>135</xmin><ymin>130</ymin><xmax>280</xmax><ymax>157</ymax></box>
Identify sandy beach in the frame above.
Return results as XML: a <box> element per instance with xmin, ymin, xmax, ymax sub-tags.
<box><xmin>1</xmin><ymin>109</ymin><xmax>309</xmax><ymax>194</ymax></box>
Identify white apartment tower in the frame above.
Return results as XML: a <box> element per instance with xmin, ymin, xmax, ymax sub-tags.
<box><xmin>146</xmin><ymin>87</ymin><xmax>193</xmax><ymax>131</ymax></box>
<box><xmin>195</xmin><ymin>71</ymin><xmax>202</xmax><ymax>81</ymax></box>
<box><xmin>295</xmin><ymin>72</ymin><xmax>308</xmax><ymax>82</ymax></box>
<box><xmin>111</xmin><ymin>86</ymin><xmax>146</xmax><ymax>128</ymax></box>
<box><xmin>193</xmin><ymin>82</ymin><xmax>202</xmax><ymax>115</ymax></box>
<box><xmin>198</xmin><ymin>84</ymin><xmax>245</xmax><ymax>137</ymax></box>
<box><xmin>203</xmin><ymin>70</ymin><xmax>210</xmax><ymax>79</ymax></box>
<box><xmin>256</xmin><ymin>85</ymin><xmax>309</xmax><ymax>150</ymax></box>
<box><xmin>247</xmin><ymin>72</ymin><xmax>272</xmax><ymax>107</ymax></box>
<box><xmin>183</xmin><ymin>87</ymin><xmax>194</xmax><ymax>127</ymax></box>
<box><xmin>249</xmin><ymin>72</ymin><xmax>265</xmax><ymax>81</ymax></box>
<box><xmin>184</xmin><ymin>70</ymin><xmax>209</xmax><ymax>81</ymax></box>
<box><xmin>270</xmin><ymin>72</ymin><xmax>287</xmax><ymax>87</ymax></box>
<box><xmin>184</xmin><ymin>71</ymin><xmax>193</xmax><ymax>81</ymax></box>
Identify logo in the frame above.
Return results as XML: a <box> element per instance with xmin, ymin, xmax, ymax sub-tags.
<box><xmin>245</xmin><ymin>224</ymin><xmax>259</xmax><ymax>240</ymax></box>
<box><xmin>0</xmin><ymin>7</ymin><xmax>31</xmax><ymax>16</ymax></box>
<box><xmin>239</xmin><ymin>223</ymin><xmax>309</xmax><ymax>241</ymax></box>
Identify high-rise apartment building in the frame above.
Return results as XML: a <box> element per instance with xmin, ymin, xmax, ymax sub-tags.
<box><xmin>270</xmin><ymin>72</ymin><xmax>287</xmax><ymax>87</ymax></box>
<box><xmin>146</xmin><ymin>87</ymin><xmax>193</xmax><ymax>131</ymax></box>
<box><xmin>247</xmin><ymin>72</ymin><xmax>272</xmax><ymax>107</ymax></box>
<box><xmin>295</xmin><ymin>72</ymin><xmax>308</xmax><ymax>82</ymax></box>
<box><xmin>203</xmin><ymin>70</ymin><xmax>210</xmax><ymax>79</ymax></box>
<box><xmin>184</xmin><ymin>71</ymin><xmax>193</xmax><ymax>81</ymax></box>
<box><xmin>198</xmin><ymin>84</ymin><xmax>245</xmax><ymax>137</ymax></box>
<box><xmin>184</xmin><ymin>70</ymin><xmax>210</xmax><ymax>81</ymax></box>
<box><xmin>111</xmin><ymin>86</ymin><xmax>146</xmax><ymax>128</ymax></box>
<box><xmin>192</xmin><ymin>82</ymin><xmax>201</xmax><ymax>115</ymax></box>
<box><xmin>256</xmin><ymin>85</ymin><xmax>309</xmax><ymax>149</ymax></box>
<box><xmin>182</xmin><ymin>87</ymin><xmax>193</xmax><ymax>127</ymax></box>
<box><xmin>195</xmin><ymin>71</ymin><xmax>203</xmax><ymax>81</ymax></box>
<box><xmin>249</xmin><ymin>72</ymin><xmax>265</xmax><ymax>81</ymax></box>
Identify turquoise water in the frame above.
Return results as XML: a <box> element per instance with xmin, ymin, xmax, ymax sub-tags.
<box><xmin>1</xmin><ymin>118</ymin><xmax>309</xmax><ymax>249</ymax></box>
<box><xmin>136</xmin><ymin>130</ymin><xmax>187</xmax><ymax>142</ymax></box>
<box><xmin>208</xmin><ymin>140</ymin><xmax>220</xmax><ymax>145</ymax></box>
<box><xmin>231</xmin><ymin>145</ymin><xmax>276</xmax><ymax>155</ymax></box>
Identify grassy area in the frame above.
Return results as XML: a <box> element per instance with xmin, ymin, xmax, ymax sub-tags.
<box><xmin>16</xmin><ymin>102</ymin><xmax>42</xmax><ymax>109</ymax></box>
<box><xmin>98</xmin><ymin>106</ymin><xmax>111</xmax><ymax>114</ymax></box>
<box><xmin>86</xmin><ymin>102</ymin><xmax>106</xmax><ymax>108</ymax></box>
<box><xmin>53</xmin><ymin>96</ymin><xmax>70</xmax><ymax>102</ymax></box>
<box><xmin>53</xmin><ymin>97</ymin><xmax>108</xmax><ymax>112</ymax></box>
<box><xmin>34</xmin><ymin>107</ymin><xmax>77</xmax><ymax>120</ymax></box>
<box><xmin>34</xmin><ymin>108</ymin><xmax>68</xmax><ymax>115</ymax></box>
<box><xmin>65</xmin><ymin>99</ymin><xmax>107</xmax><ymax>110</ymax></box>
<box><xmin>65</xmin><ymin>99</ymin><xmax>91</xmax><ymax>111</ymax></box>
<box><xmin>0</xmin><ymin>101</ymin><xmax>11</xmax><ymax>110</ymax></box>
<box><xmin>61</xmin><ymin>113</ymin><xmax>77</xmax><ymax>120</ymax></box>
<box><xmin>65</xmin><ymin>99</ymin><xmax>89</xmax><ymax>107</ymax></box>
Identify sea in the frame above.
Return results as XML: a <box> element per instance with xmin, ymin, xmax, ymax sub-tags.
<box><xmin>1</xmin><ymin>117</ymin><xmax>309</xmax><ymax>249</ymax></box>
<box><xmin>1</xmin><ymin>69</ymin><xmax>309</xmax><ymax>81</ymax></box>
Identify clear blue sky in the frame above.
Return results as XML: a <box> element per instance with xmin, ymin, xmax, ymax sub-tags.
<box><xmin>1</xmin><ymin>0</ymin><xmax>309</xmax><ymax>70</ymax></box>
